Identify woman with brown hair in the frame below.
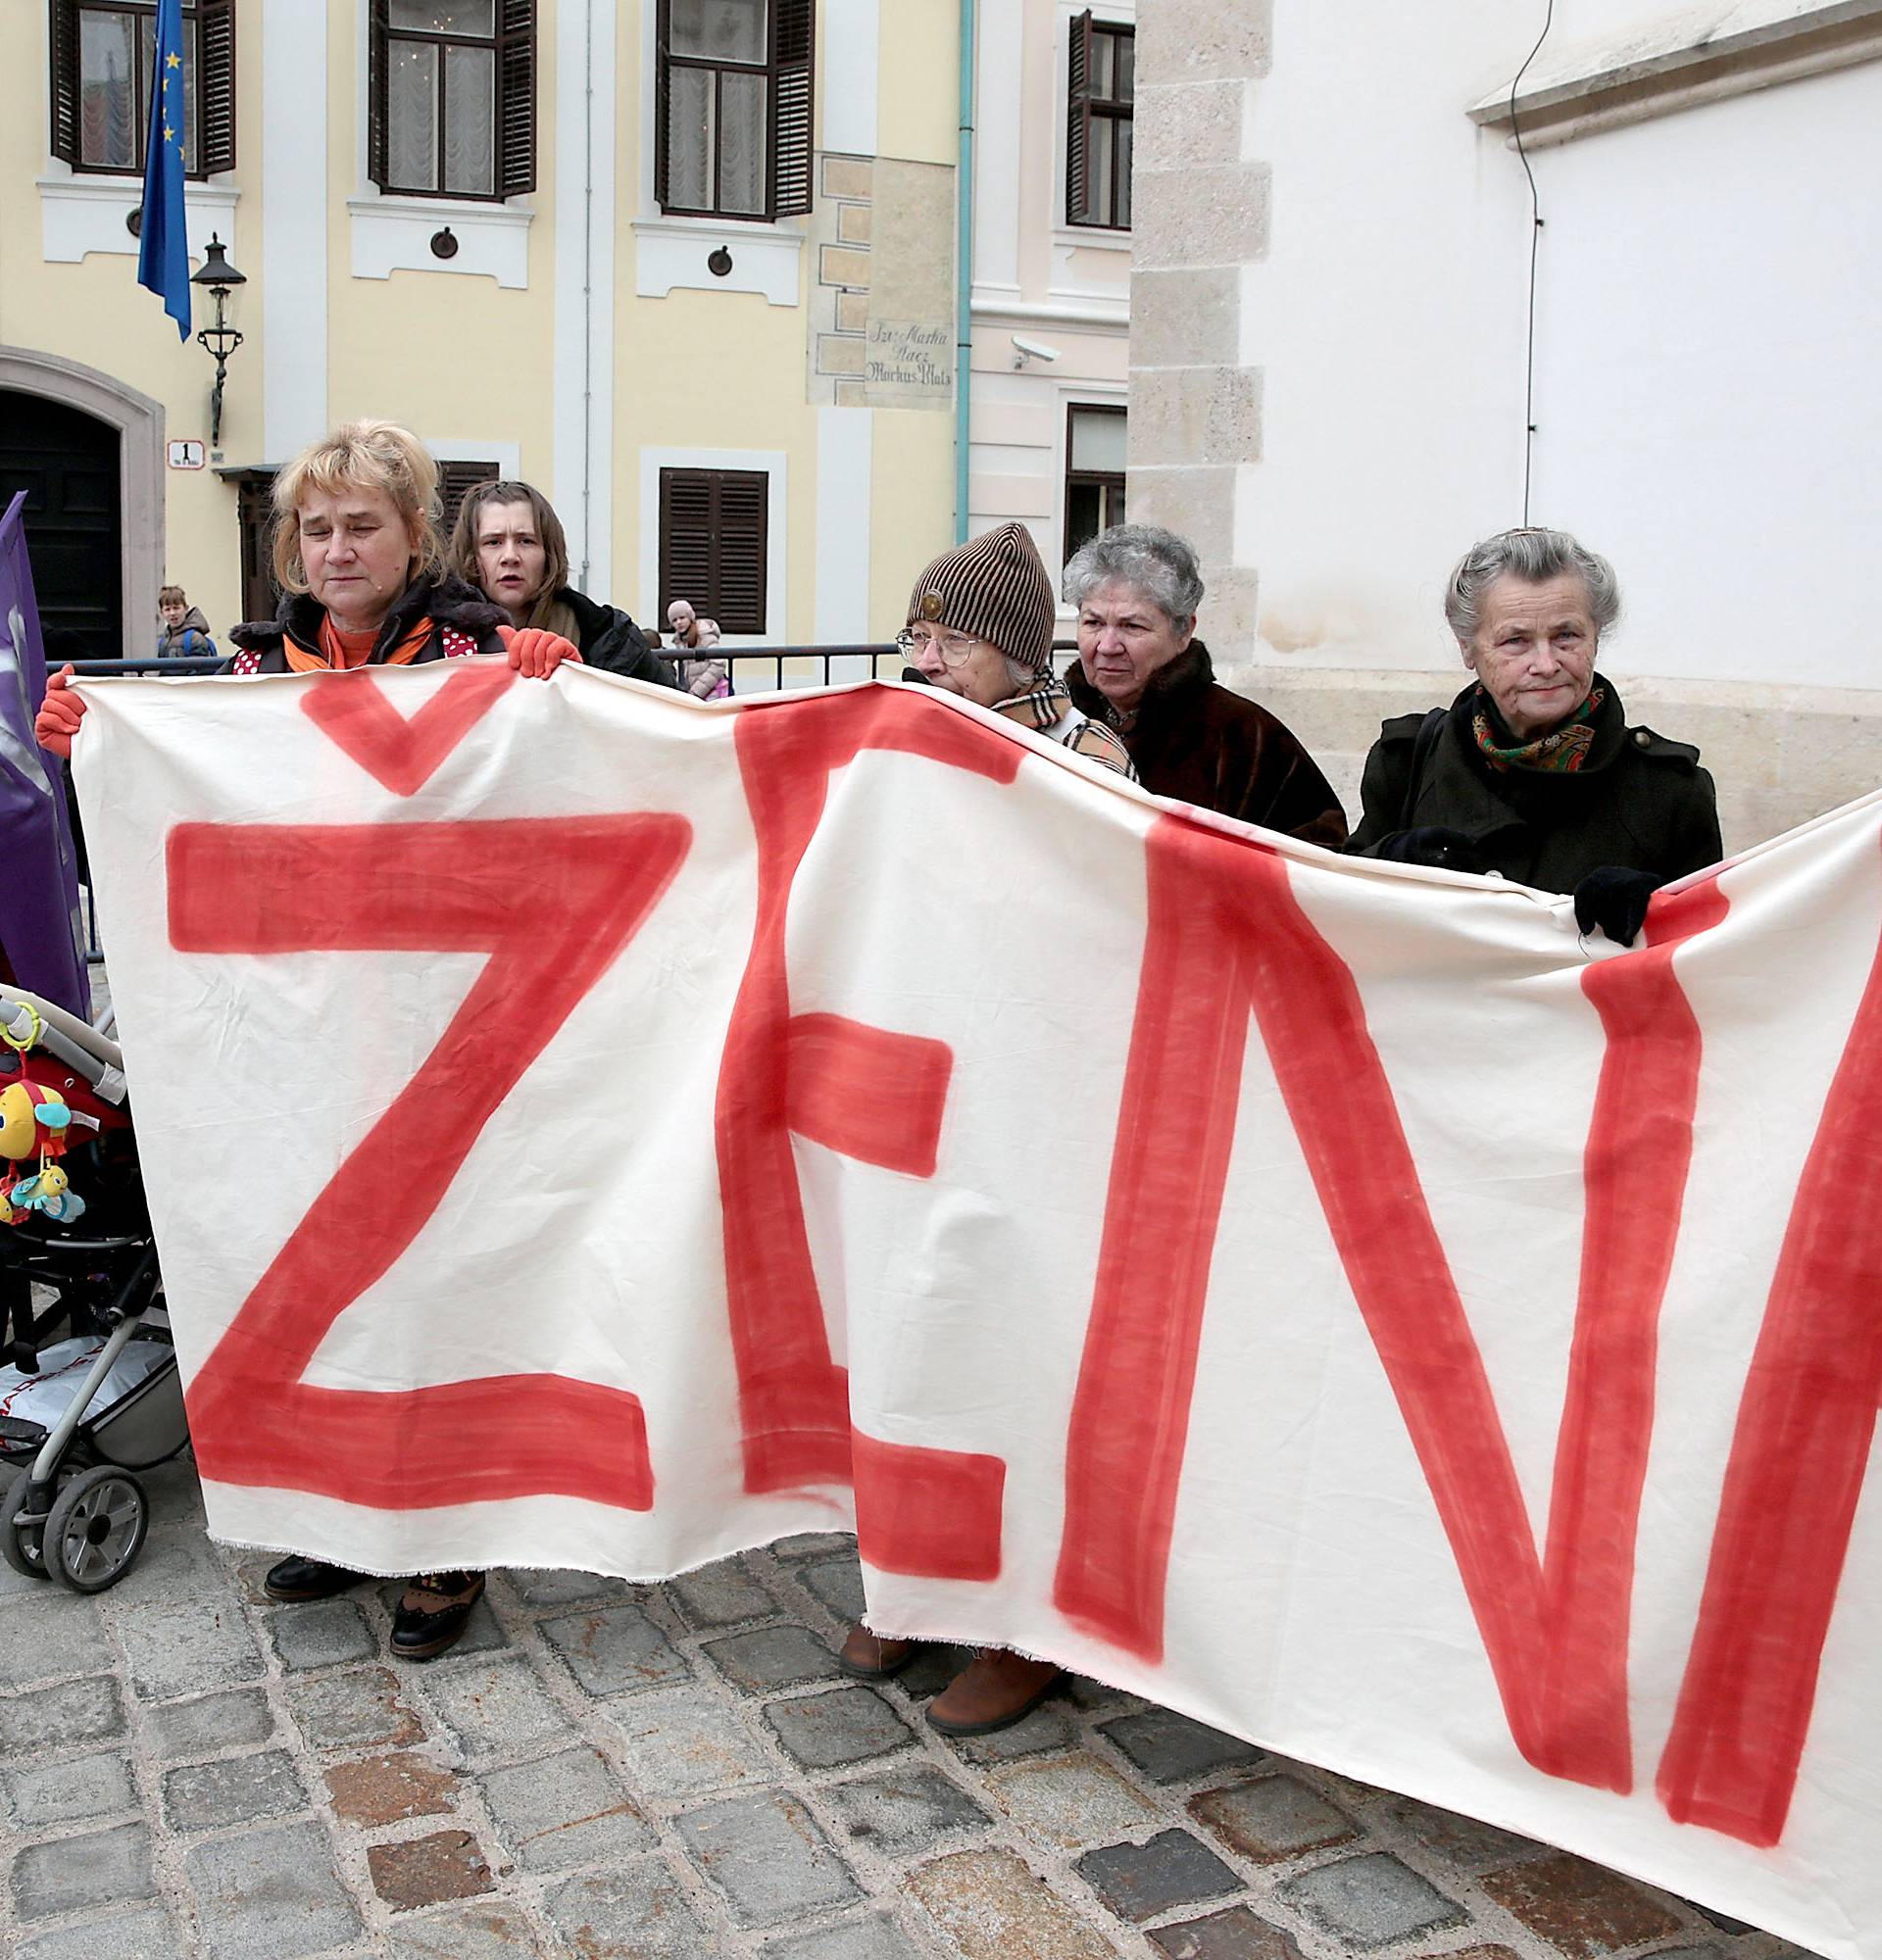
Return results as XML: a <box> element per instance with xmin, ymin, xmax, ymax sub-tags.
<box><xmin>451</xmin><ymin>479</ymin><xmax>677</xmax><ymax>689</ymax></box>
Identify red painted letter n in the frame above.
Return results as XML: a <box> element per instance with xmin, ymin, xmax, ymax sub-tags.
<box><xmin>1059</xmin><ymin>816</ymin><xmax>1719</xmax><ymax>1808</ymax></box>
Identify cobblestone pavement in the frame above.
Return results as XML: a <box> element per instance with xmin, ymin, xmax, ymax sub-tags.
<box><xmin>0</xmin><ymin>1456</ymin><xmax>1818</xmax><ymax>1959</ymax></box>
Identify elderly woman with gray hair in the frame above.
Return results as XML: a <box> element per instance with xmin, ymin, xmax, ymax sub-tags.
<box><xmin>1347</xmin><ymin>527</ymin><xmax>1720</xmax><ymax>944</ymax></box>
<box><xmin>1064</xmin><ymin>525</ymin><xmax>1346</xmax><ymax>843</ymax></box>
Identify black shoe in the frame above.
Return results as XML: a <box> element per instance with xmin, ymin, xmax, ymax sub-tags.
<box><xmin>390</xmin><ymin>1570</ymin><xmax>486</xmax><ymax>1661</ymax></box>
<box><xmin>264</xmin><ymin>1555</ymin><xmax>367</xmax><ymax>1602</ymax></box>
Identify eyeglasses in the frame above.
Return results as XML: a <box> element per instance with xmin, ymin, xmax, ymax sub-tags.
<box><xmin>896</xmin><ymin>628</ymin><xmax>983</xmax><ymax>667</ymax></box>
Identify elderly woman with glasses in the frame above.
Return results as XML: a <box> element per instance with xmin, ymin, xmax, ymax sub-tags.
<box><xmin>1346</xmin><ymin>526</ymin><xmax>1722</xmax><ymax>944</ymax></box>
<box><xmin>895</xmin><ymin>522</ymin><xmax>1134</xmax><ymax>778</ymax></box>
<box><xmin>1063</xmin><ymin>523</ymin><xmax>1345</xmax><ymax>842</ymax></box>
<box><xmin>839</xmin><ymin>522</ymin><xmax>1129</xmax><ymax>1740</ymax></box>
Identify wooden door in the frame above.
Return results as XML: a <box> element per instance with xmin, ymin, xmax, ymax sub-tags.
<box><xmin>0</xmin><ymin>391</ymin><xmax>123</xmax><ymax>662</ymax></box>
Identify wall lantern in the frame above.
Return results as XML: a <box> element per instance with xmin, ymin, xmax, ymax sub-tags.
<box><xmin>189</xmin><ymin>233</ymin><xmax>246</xmax><ymax>448</ymax></box>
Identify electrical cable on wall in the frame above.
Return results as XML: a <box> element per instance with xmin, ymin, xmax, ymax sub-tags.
<box><xmin>1510</xmin><ymin>0</ymin><xmax>1555</xmax><ymax>523</ymax></box>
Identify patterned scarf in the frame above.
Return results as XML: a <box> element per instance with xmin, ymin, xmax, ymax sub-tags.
<box><xmin>992</xmin><ymin>683</ymin><xmax>1135</xmax><ymax>776</ymax></box>
<box><xmin>995</xmin><ymin>682</ymin><xmax>1081</xmax><ymax>735</ymax></box>
<box><xmin>1471</xmin><ymin>685</ymin><xmax>1605</xmax><ymax>773</ymax></box>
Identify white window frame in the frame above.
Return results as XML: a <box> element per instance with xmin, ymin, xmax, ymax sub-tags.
<box><xmin>1053</xmin><ymin>381</ymin><xmax>1127</xmax><ymax>620</ymax></box>
<box><xmin>1052</xmin><ymin>0</ymin><xmax>1136</xmax><ymax>259</ymax></box>
<box><xmin>348</xmin><ymin>5</ymin><xmax>535</xmax><ymax>290</ymax></box>
<box><xmin>630</xmin><ymin>1</ymin><xmax>807</xmax><ymax>308</ymax></box>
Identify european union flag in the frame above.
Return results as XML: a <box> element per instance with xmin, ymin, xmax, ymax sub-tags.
<box><xmin>136</xmin><ymin>0</ymin><xmax>190</xmax><ymax>340</ymax></box>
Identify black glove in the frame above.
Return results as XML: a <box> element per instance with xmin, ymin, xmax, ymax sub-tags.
<box><xmin>1572</xmin><ymin>865</ymin><xmax>1659</xmax><ymax>947</ymax></box>
<box><xmin>1374</xmin><ymin>826</ymin><xmax>1485</xmax><ymax>873</ymax></box>
<box><xmin>899</xmin><ymin>666</ymin><xmax>929</xmax><ymax>685</ymax></box>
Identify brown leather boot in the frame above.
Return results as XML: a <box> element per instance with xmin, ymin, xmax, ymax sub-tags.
<box><xmin>837</xmin><ymin>1623</ymin><xmax>916</xmax><ymax>1679</ymax></box>
<box><xmin>926</xmin><ymin>1648</ymin><xmax>1063</xmax><ymax>1735</ymax></box>
<box><xmin>390</xmin><ymin>1570</ymin><xmax>486</xmax><ymax>1661</ymax></box>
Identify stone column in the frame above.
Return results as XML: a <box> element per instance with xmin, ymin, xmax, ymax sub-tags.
<box><xmin>1128</xmin><ymin>0</ymin><xmax>1270</xmax><ymax>654</ymax></box>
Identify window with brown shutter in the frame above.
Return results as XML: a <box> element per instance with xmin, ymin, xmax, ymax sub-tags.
<box><xmin>369</xmin><ymin>0</ymin><xmax>536</xmax><ymax>202</ymax></box>
<box><xmin>655</xmin><ymin>0</ymin><xmax>814</xmax><ymax>221</ymax></box>
<box><xmin>1064</xmin><ymin>404</ymin><xmax>1127</xmax><ymax>564</ymax></box>
<box><xmin>195</xmin><ymin>0</ymin><xmax>235</xmax><ymax>172</ymax></box>
<box><xmin>1066</xmin><ymin>12</ymin><xmax>1133</xmax><ymax>230</ymax></box>
<box><xmin>495</xmin><ymin>0</ymin><xmax>536</xmax><ymax>199</ymax></box>
<box><xmin>437</xmin><ymin>460</ymin><xmax>502</xmax><ymax>537</ymax></box>
<box><xmin>659</xmin><ymin>467</ymin><xmax>768</xmax><ymax>635</ymax></box>
<box><xmin>49</xmin><ymin>0</ymin><xmax>236</xmax><ymax>178</ymax></box>
<box><xmin>226</xmin><ymin>466</ymin><xmax>279</xmax><ymax>626</ymax></box>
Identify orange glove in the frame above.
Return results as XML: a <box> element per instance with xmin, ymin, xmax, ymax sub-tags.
<box><xmin>497</xmin><ymin>625</ymin><xmax>582</xmax><ymax>680</ymax></box>
<box><xmin>33</xmin><ymin>666</ymin><xmax>86</xmax><ymax>760</ymax></box>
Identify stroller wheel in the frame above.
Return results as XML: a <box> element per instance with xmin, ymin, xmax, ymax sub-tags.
<box><xmin>2</xmin><ymin>1471</ymin><xmax>52</xmax><ymax>1580</ymax></box>
<box><xmin>45</xmin><ymin>1464</ymin><xmax>149</xmax><ymax>1593</ymax></box>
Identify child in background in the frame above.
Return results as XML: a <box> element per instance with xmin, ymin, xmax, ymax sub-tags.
<box><xmin>667</xmin><ymin>598</ymin><xmax>730</xmax><ymax>699</ymax></box>
<box><xmin>156</xmin><ymin>586</ymin><xmax>217</xmax><ymax>660</ymax></box>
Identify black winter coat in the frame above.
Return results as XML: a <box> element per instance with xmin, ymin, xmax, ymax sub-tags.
<box><xmin>556</xmin><ymin>587</ymin><xmax>678</xmax><ymax>689</ymax></box>
<box><xmin>226</xmin><ymin>576</ymin><xmax>507</xmax><ymax>672</ymax></box>
<box><xmin>1346</xmin><ymin>677</ymin><xmax>1721</xmax><ymax>893</ymax></box>
<box><xmin>1065</xmin><ymin>642</ymin><xmax>1348</xmax><ymax>845</ymax></box>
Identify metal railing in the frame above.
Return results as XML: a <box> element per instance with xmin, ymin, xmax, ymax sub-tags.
<box><xmin>695</xmin><ymin>644</ymin><xmax>905</xmax><ymax>694</ymax></box>
<box><xmin>699</xmin><ymin>639</ymin><xmax>1081</xmax><ymax>696</ymax></box>
<box><xmin>68</xmin><ymin>659</ymin><xmax>224</xmax><ymax>677</ymax></box>
<box><xmin>66</xmin><ymin>644</ymin><xmax>1086</xmax><ymax>691</ymax></box>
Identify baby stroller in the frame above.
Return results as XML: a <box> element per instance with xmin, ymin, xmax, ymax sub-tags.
<box><xmin>0</xmin><ymin>985</ymin><xmax>186</xmax><ymax>1591</ymax></box>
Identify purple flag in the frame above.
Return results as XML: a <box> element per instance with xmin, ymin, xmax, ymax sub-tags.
<box><xmin>0</xmin><ymin>491</ymin><xmax>90</xmax><ymax>1017</ymax></box>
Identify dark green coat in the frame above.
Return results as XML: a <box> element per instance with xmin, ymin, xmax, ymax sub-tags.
<box><xmin>1346</xmin><ymin>678</ymin><xmax>1721</xmax><ymax>894</ymax></box>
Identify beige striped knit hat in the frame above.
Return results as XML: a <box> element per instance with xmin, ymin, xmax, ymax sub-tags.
<box><xmin>905</xmin><ymin>522</ymin><xmax>1055</xmax><ymax>675</ymax></box>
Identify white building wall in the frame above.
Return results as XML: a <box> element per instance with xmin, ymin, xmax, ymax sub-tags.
<box><xmin>259</xmin><ymin>0</ymin><xmax>328</xmax><ymax>466</ymax></box>
<box><xmin>1237</xmin><ymin>0</ymin><xmax>1882</xmax><ymax>691</ymax></box>
<box><xmin>968</xmin><ymin>0</ymin><xmax>1131</xmax><ymax>599</ymax></box>
<box><xmin>1524</xmin><ymin>62</ymin><xmax>1882</xmax><ymax>692</ymax></box>
<box><xmin>1233</xmin><ymin>0</ymin><xmax>1529</xmax><ymax>671</ymax></box>
<box><xmin>1131</xmin><ymin>0</ymin><xmax>1882</xmax><ymax>845</ymax></box>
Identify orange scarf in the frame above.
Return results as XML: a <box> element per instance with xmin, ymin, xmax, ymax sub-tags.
<box><xmin>282</xmin><ymin>613</ymin><xmax>436</xmax><ymax>673</ymax></box>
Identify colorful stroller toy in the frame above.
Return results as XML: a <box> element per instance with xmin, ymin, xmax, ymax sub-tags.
<box><xmin>0</xmin><ymin>988</ymin><xmax>185</xmax><ymax>1591</ymax></box>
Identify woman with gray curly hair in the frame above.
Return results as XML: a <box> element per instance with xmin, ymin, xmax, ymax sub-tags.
<box><xmin>1063</xmin><ymin>524</ymin><xmax>1345</xmax><ymax>843</ymax></box>
<box><xmin>1346</xmin><ymin>527</ymin><xmax>1720</xmax><ymax>943</ymax></box>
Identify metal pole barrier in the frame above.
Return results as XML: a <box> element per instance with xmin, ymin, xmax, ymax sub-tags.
<box><xmin>67</xmin><ymin>659</ymin><xmax>224</xmax><ymax>676</ymax></box>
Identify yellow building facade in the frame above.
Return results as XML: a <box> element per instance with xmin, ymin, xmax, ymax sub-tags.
<box><xmin>0</xmin><ymin>0</ymin><xmax>968</xmax><ymax>662</ymax></box>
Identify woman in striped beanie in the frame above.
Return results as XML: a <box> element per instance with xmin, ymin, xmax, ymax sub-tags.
<box><xmin>836</xmin><ymin>525</ymin><xmax>1127</xmax><ymax>1737</ymax></box>
<box><xmin>895</xmin><ymin>522</ymin><xmax>1134</xmax><ymax>781</ymax></box>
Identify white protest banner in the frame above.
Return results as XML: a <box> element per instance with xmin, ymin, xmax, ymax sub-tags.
<box><xmin>74</xmin><ymin>662</ymin><xmax>1882</xmax><ymax>1956</ymax></box>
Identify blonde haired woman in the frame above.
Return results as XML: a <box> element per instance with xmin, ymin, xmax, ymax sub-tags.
<box><xmin>38</xmin><ymin>419</ymin><xmax>577</xmax><ymax>744</ymax></box>
<box><xmin>33</xmin><ymin>419</ymin><xmax>579</xmax><ymax>1660</ymax></box>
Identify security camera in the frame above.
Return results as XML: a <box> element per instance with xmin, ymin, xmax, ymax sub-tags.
<box><xmin>1011</xmin><ymin>334</ymin><xmax>1063</xmax><ymax>367</ymax></box>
